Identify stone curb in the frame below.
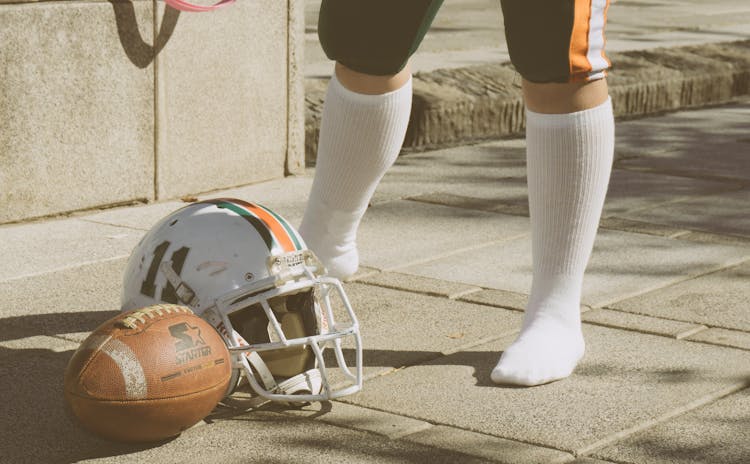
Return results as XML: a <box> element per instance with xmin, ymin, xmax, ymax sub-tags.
<box><xmin>305</xmin><ymin>40</ymin><xmax>750</xmax><ymax>164</ymax></box>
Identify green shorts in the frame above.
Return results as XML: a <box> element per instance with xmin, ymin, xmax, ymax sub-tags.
<box><xmin>318</xmin><ymin>0</ymin><xmax>610</xmax><ymax>83</ymax></box>
<box><xmin>500</xmin><ymin>0</ymin><xmax>611</xmax><ymax>83</ymax></box>
<box><xmin>317</xmin><ymin>0</ymin><xmax>443</xmax><ymax>76</ymax></box>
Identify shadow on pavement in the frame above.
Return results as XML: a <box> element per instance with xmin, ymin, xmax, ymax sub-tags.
<box><xmin>4</xmin><ymin>310</ymin><xmax>748</xmax><ymax>462</ymax></box>
<box><xmin>0</xmin><ymin>311</ymin><xmax>117</xmax><ymax>343</ymax></box>
<box><xmin>0</xmin><ymin>346</ymin><xmax>168</xmax><ymax>463</ymax></box>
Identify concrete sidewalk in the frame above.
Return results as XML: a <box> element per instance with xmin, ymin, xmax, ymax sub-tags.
<box><xmin>2</xmin><ymin>1</ymin><xmax>750</xmax><ymax>462</ymax></box>
<box><xmin>1</xmin><ymin>100</ymin><xmax>748</xmax><ymax>463</ymax></box>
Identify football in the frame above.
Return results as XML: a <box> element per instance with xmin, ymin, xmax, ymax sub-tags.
<box><xmin>64</xmin><ymin>304</ymin><xmax>232</xmax><ymax>442</ymax></box>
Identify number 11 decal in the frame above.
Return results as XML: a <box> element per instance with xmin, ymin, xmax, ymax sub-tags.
<box><xmin>140</xmin><ymin>240</ymin><xmax>191</xmax><ymax>304</ymax></box>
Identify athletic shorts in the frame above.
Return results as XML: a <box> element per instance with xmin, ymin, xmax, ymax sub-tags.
<box><xmin>318</xmin><ymin>0</ymin><xmax>610</xmax><ymax>83</ymax></box>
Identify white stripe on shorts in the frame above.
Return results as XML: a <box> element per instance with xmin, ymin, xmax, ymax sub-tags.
<box><xmin>586</xmin><ymin>0</ymin><xmax>609</xmax><ymax>77</ymax></box>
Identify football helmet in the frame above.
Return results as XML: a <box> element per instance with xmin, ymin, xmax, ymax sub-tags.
<box><xmin>121</xmin><ymin>198</ymin><xmax>362</xmax><ymax>403</ymax></box>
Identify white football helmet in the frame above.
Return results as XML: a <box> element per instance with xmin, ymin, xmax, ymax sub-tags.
<box><xmin>121</xmin><ymin>198</ymin><xmax>362</xmax><ymax>403</ymax></box>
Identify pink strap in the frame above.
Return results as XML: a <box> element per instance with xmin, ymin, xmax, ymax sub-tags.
<box><xmin>163</xmin><ymin>0</ymin><xmax>235</xmax><ymax>13</ymax></box>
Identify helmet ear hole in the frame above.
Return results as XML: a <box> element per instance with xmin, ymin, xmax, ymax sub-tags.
<box><xmin>261</xmin><ymin>313</ymin><xmax>315</xmax><ymax>377</ymax></box>
<box><xmin>285</xmin><ymin>290</ymin><xmax>320</xmax><ymax>335</ymax></box>
<box><xmin>265</xmin><ymin>291</ymin><xmax>318</xmax><ymax>377</ymax></box>
<box><xmin>228</xmin><ymin>304</ymin><xmax>270</xmax><ymax>345</ymax></box>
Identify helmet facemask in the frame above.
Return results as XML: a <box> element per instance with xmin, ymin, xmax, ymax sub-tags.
<box><xmin>203</xmin><ymin>253</ymin><xmax>363</xmax><ymax>404</ymax></box>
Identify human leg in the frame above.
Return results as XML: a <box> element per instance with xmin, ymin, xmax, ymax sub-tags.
<box><xmin>301</xmin><ymin>0</ymin><xmax>443</xmax><ymax>278</ymax></box>
<box><xmin>299</xmin><ymin>65</ymin><xmax>413</xmax><ymax>278</ymax></box>
<box><xmin>492</xmin><ymin>0</ymin><xmax>614</xmax><ymax>386</ymax></box>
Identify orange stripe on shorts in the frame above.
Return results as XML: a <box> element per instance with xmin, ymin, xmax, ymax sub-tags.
<box><xmin>569</xmin><ymin>0</ymin><xmax>594</xmax><ymax>78</ymax></box>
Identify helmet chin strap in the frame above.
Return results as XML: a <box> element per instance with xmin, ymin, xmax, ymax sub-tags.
<box><xmin>245</xmin><ymin>352</ymin><xmax>323</xmax><ymax>399</ymax></box>
<box><xmin>276</xmin><ymin>369</ymin><xmax>323</xmax><ymax>396</ymax></box>
<box><xmin>222</xmin><ymin>356</ymin><xmax>322</xmax><ymax>411</ymax></box>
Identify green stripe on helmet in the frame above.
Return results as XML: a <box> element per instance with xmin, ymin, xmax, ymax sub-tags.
<box><xmin>208</xmin><ymin>200</ymin><xmax>276</xmax><ymax>251</ymax></box>
<box><xmin>258</xmin><ymin>203</ymin><xmax>303</xmax><ymax>250</ymax></box>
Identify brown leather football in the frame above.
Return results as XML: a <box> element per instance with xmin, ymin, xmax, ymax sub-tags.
<box><xmin>64</xmin><ymin>304</ymin><xmax>232</xmax><ymax>442</ymax></box>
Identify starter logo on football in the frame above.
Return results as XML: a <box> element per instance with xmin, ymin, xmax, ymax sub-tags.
<box><xmin>169</xmin><ymin>322</ymin><xmax>212</xmax><ymax>365</ymax></box>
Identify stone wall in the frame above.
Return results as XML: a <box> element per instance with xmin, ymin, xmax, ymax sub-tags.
<box><xmin>0</xmin><ymin>0</ymin><xmax>304</xmax><ymax>224</ymax></box>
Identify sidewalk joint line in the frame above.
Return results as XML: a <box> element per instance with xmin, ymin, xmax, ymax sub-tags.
<box><xmin>382</xmin><ymin>233</ymin><xmax>528</xmax><ymax>273</ymax></box>
<box><xmin>581</xmin><ymin>317</ymin><xmax>708</xmax><ymax>341</ymax></box>
<box><xmin>79</xmin><ymin>219</ymin><xmax>150</xmax><ymax>232</ymax></box>
<box><xmin>597</xmin><ymin>305</ymin><xmax>740</xmax><ymax>331</ymax></box>
<box><xmin>448</xmin><ymin>287</ymin><xmax>483</xmax><ymax>300</ymax></box>
<box><xmin>0</xmin><ymin>255</ymin><xmax>129</xmax><ymax>285</ymax></box>
<box><xmin>575</xmin><ymin>381</ymin><xmax>750</xmax><ymax>457</ymax></box>
<box><xmin>595</xmin><ymin>255</ymin><xmax>750</xmax><ymax>309</ymax></box>
<box><xmin>612</xmin><ymin>164</ymin><xmax>750</xmax><ymax>185</ymax></box>
<box><xmin>683</xmin><ymin>335</ymin><xmax>750</xmax><ymax>353</ymax></box>
<box><xmin>675</xmin><ymin>325</ymin><xmax>710</xmax><ymax>340</ymax></box>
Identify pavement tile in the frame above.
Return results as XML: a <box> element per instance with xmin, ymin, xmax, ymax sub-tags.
<box><xmin>0</xmin><ymin>289</ymin><xmax>492</xmax><ymax>464</ymax></box>
<box><xmin>456</xmin><ymin>289</ymin><xmax>528</xmax><ymax>312</ymax></box>
<box><xmin>402</xmin><ymin>425</ymin><xmax>574</xmax><ymax>464</ymax></box>
<box><xmin>345</xmin><ymin>265</ymin><xmax>381</xmax><ymax>282</ymax></box>
<box><xmin>357</xmin><ymin>200</ymin><xmax>529</xmax><ymax>272</ymax></box>
<box><xmin>0</xmin><ymin>218</ymin><xmax>142</xmax><ymax>283</ymax></box>
<box><xmin>283</xmin><ymin>401</ymin><xmax>433</xmax><ymax>440</ymax></box>
<box><xmin>0</xmin><ymin>343</ymin><xmax>488</xmax><ymax>464</ymax></box>
<box><xmin>609</xmin><ymin>260</ymin><xmax>750</xmax><ymax>331</ymax></box>
<box><xmin>81</xmin><ymin>200</ymin><xmax>186</xmax><ymax>231</ymax></box>
<box><xmin>408</xmin><ymin>192</ymin><xmax>530</xmax><ymax>217</ymax></box>
<box><xmin>408</xmin><ymin>192</ymin><xmax>510</xmax><ymax>213</ymax></box>
<box><xmin>614</xmin><ymin>102</ymin><xmax>750</xmax><ymax>182</ymax></box>
<box><xmin>400</xmin><ymin>154</ymin><xmax>736</xmax><ymax>225</ymax></box>
<box><xmin>602</xmin><ymin>169</ymin><xmax>735</xmax><ymax>219</ymax></box>
<box><xmin>342</xmin><ymin>325</ymin><xmax>750</xmax><ymax>453</ymax></box>
<box><xmin>396</xmin><ymin>229</ymin><xmax>750</xmax><ymax>308</ymax></box>
<box><xmin>359</xmin><ymin>272</ymin><xmax>482</xmax><ymax>299</ymax></box>
<box><xmin>0</xmin><ymin>256</ymin><xmax>126</xmax><ymax>318</ymax></box>
<box><xmin>164</xmin><ymin>412</ymin><xmax>491</xmax><ymax>464</ymax></box>
<box><xmin>374</xmin><ymin>140</ymin><xmax>528</xmax><ymax>206</ymax></box>
<box><xmin>0</xmin><ymin>258</ymin><xmax>125</xmax><ymax>347</ymax></box>
<box><xmin>675</xmin><ymin>230</ymin><xmax>750</xmax><ymax>247</ymax></box>
<box><xmin>567</xmin><ymin>459</ymin><xmax>617</xmax><ymax>464</ymax></box>
<box><xmin>618</xmin><ymin>189</ymin><xmax>750</xmax><ymax>238</ymax></box>
<box><xmin>582</xmin><ymin>309</ymin><xmax>707</xmax><ymax>339</ymax></box>
<box><xmin>614</xmin><ymin>101</ymin><xmax>750</xmax><ymax>152</ymax></box>
<box><xmin>599</xmin><ymin>216</ymin><xmax>686</xmax><ymax>238</ymax></box>
<box><xmin>340</xmin><ymin>283</ymin><xmax>522</xmax><ymax>379</ymax></box>
<box><xmin>82</xmin><ymin>175</ymin><xmax>312</xmax><ymax>232</ymax></box>
<box><xmin>592</xmin><ymin>388</ymin><xmax>750</xmax><ymax>464</ymax></box>
<box><xmin>0</xmin><ymin>337</ymin><xmax>119</xmax><ymax>463</ymax></box>
<box><xmin>686</xmin><ymin>328</ymin><xmax>750</xmax><ymax>351</ymax></box>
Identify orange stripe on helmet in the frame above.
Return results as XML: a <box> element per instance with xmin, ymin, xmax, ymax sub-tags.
<box><xmin>232</xmin><ymin>199</ymin><xmax>296</xmax><ymax>253</ymax></box>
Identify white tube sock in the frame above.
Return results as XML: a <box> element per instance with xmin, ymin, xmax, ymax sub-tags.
<box><xmin>299</xmin><ymin>74</ymin><xmax>412</xmax><ymax>279</ymax></box>
<box><xmin>492</xmin><ymin>97</ymin><xmax>614</xmax><ymax>386</ymax></box>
